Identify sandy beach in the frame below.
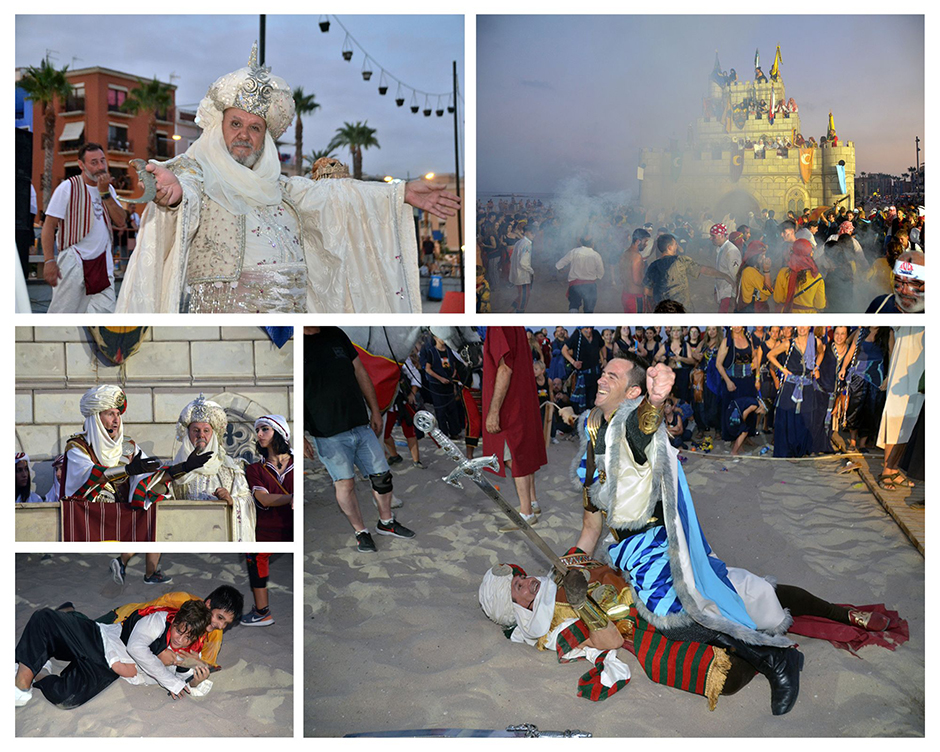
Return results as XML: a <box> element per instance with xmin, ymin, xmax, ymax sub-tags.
<box><xmin>305</xmin><ymin>433</ymin><xmax>924</xmax><ymax>737</ymax></box>
<box><xmin>16</xmin><ymin>552</ymin><xmax>293</xmax><ymax>737</ymax></box>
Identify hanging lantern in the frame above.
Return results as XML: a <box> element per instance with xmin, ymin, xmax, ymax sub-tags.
<box><xmin>361</xmin><ymin>57</ymin><xmax>373</xmax><ymax>81</ymax></box>
<box><xmin>410</xmin><ymin>91</ymin><xmax>419</xmax><ymax>113</ymax></box>
<box><xmin>395</xmin><ymin>83</ymin><xmax>405</xmax><ymax>107</ymax></box>
<box><xmin>342</xmin><ymin>35</ymin><xmax>353</xmax><ymax>62</ymax></box>
<box><xmin>435</xmin><ymin>95</ymin><xmax>444</xmax><ymax>117</ymax></box>
<box><xmin>319</xmin><ymin>15</ymin><xmax>330</xmax><ymax>32</ymax></box>
<box><xmin>378</xmin><ymin>71</ymin><xmax>388</xmax><ymax>96</ymax></box>
<box><xmin>447</xmin><ymin>94</ymin><xmax>455</xmax><ymax>114</ymax></box>
<box><xmin>423</xmin><ymin>94</ymin><xmax>432</xmax><ymax>117</ymax></box>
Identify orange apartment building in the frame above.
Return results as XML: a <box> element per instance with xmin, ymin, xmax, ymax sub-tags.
<box><xmin>25</xmin><ymin>66</ymin><xmax>176</xmax><ymax>211</ymax></box>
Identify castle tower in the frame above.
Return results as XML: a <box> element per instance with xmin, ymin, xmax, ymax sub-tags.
<box><xmin>638</xmin><ymin>49</ymin><xmax>855</xmax><ymax>221</ymax></box>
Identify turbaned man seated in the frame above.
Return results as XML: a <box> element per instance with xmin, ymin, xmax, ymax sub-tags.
<box><xmin>170</xmin><ymin>396</ymin><xmax>256</xmax><ymax>541</ymax></box>
<box><xmin>116</xmin><ymin>42</ymin><xmax>459</xmax><ymax>315</ymax></box>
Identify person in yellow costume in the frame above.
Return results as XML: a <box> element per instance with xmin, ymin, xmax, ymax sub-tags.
<box><xmin>99</xmin><ymin>585</ymin><xmax>243</xmax><ymax>666</ymax></box>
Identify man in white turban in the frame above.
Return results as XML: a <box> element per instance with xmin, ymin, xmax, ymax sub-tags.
<box><xmin>117</xmin><ymin>42</ymin><xmax>459</xmax><ymax>314</ymax></box>
<box><xmin>170</xmin><ymin>396</ymin><xmax>256</xmax><ymax>541</ymax></box>
<box><xmin>61</xmin><ymin>386</ymin><xmax>172</xmax><ymax>508</ymax></box>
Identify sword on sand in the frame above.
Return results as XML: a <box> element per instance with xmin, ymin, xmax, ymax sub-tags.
<box><xmin>414</xmin><ymin>410</ymin><xmax>610</xmax><ymax>624</ymax></box>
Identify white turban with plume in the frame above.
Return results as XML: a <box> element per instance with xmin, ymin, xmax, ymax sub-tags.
<box><xmin>174</xmin><ymin>395</ymin><xmax>228</xmax><ymax>476</ymax></box>
<box><xmin>186</xmin><ymin>42</ymin><xmax>295</xmax><ymax>216</ymax></box>
<box><xmin>254</xmin><ymin>414</ymin><xmax>290</xmax><ymax>444</ymax></box>
<box><xmin>79</xmin><ymin>386</ymin><xmax>127</xmax><ymax>468</ymax></box>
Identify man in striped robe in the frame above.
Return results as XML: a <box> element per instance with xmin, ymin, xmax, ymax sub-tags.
<box><xmin>572</xmin><ymin>352</ymin><xmax>891</xmax><ymax>715</ymax></box>
<box><xmin>40</xmin><ymin>143</ymin><xmax>127</xmax><ymax>313</ymax></box>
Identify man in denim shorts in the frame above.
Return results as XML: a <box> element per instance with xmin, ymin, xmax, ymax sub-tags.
<box><xmin>304</xmin><ymin>327</ymin><xmax>415</xmax><ymax>552</ymax></box>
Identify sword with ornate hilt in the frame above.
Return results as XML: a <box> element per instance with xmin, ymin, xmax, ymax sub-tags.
<box><xmin>413</xmin><ymin>410</ymin><xmax>609</xmax><ymax>630</ymax></box>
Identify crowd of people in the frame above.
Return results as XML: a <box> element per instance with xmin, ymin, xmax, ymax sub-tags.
<box><xmin>14</xmin><ymin>387</ymin><xmax>294</xmax><ymax>543</ymax></box>
<box><xmin>521</xmin><ymin>326</ymin><xmax>924</xmax><ymax>488</ymax></box>
<box><xmin>476</xmin><ymin>197</ymin><xmax>925</xmax><ymax>314</ymax></box>
<box><xmin>303</xmin><ymin>325</ymin><xmax>914</xmax><ymax>717</ymax></box>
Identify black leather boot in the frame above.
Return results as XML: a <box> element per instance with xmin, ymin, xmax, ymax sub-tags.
<box><xmin>710</xmin><ymin>633</ymin><xmax>804</xmax><ymax>715</ymax></box>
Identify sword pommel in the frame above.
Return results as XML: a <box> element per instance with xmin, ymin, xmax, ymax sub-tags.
<box><xmin>414</xmin><ymin>410</ymin><xmax>437</xmax><ymax>433</ymax></box>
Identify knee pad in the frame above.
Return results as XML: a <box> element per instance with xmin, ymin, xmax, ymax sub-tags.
<box><xmin>369</xmin><ymin>470</ymin><xmax>393</xmax><ymax>494</ymax></box>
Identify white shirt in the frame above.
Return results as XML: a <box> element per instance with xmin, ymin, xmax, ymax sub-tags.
<box><xmin>125</xmin><ymin>612</ymin><xmax>196</xmax><ymax>695</ymax></box>
<box><xmin>795</xmin><ymin>228</ymin><xmax>817</xmax><ymax>248</ymax></box>
<box><xmin>714</xmin><ymin>240</ymin><xmax>741</xmax><ymax>300</ymax></box>
<box><xmin>509</xmin><ymin>236</ymin><xmax>534</xmax><ymax>285</ymax></box>
<box><xmin>555</xmin><ymin>246</ymin><xmax>605</xmax><ymax>282</ymax></box>
<box><xmin>46</xmin><ymin>179</ymin><xmax>118</xmax><ymax>279</ymax></box>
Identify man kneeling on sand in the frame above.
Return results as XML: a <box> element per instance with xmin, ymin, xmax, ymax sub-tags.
<box><xmin>15</xmin><ymin>599</ymin><xmax>212</xmax><ymax>708</ymax></box>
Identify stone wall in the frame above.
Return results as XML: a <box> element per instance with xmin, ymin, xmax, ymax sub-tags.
<box><xmin>15</xmin><ymin>326</ymin><xmax>294</xmax><ymax>494</ymax></box>
<box><xmin>639</xmin><ymin>74</ymin><xmax>855</xmax><ymax>216</ymax></box>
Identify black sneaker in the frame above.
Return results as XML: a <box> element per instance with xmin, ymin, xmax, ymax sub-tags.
<box><xmin>387</xmin><ymin>455</ymin><xmax>404</xmax><ymax>466</ymax></box>
<box><xmin>143</xmin><ymin>570</ymin><xmax>173</xmax><ymax>585</ymax></box>
<box><xmin>356</xmin><ymin>531</ymin><xmax>377</xmax><ymax>552</ymax></box>
<box><xmin>375</xmin><ymin>519</ymin><xmax>415</xmax><ymax>539</ymax></box>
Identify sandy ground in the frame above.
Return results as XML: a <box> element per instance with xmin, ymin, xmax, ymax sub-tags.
<box><xmin>305</xmin><ymin>431</ymin><xmax>924</xmax><ymax>737</ymax></box>
<box><xmin>15</xmin><ymin>552</ymin><xmax>293</xmax><ymax>737</ymax></box>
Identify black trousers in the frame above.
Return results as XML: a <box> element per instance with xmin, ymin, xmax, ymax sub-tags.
<box><xmin>15</xmin><ymin>608</ymin><xmax>118</xmax><ymax>709</ymax></box>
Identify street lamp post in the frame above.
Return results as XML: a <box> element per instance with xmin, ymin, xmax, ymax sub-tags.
<box><xmin>452</xmin><ymin>60</ymin><xmax>463</xmax><ymax>292</ymax></box>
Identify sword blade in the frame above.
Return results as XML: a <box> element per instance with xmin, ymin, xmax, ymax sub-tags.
<box><xmin>414</xmin><ymin>410</ymin><xmax>568</xmax><ymax>575</ymax></box>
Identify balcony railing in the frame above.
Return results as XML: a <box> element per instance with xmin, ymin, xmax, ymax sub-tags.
<box><xmin>62</xmin><ymin>96</ymin><xmax>85</xmax><ymax>112</ymax></box>
<box><xmin>107</xmin><ymin>139</ymin><xmax>133</xmax><ymax>153</ymax></box>
<box><xmin>59</xmin><ymin>138</ymin><xmax>85</xmax><ymax>153</ymax></box>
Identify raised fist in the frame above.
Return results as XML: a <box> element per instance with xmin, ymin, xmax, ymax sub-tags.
<box><xmin>646</xmin><ymin>363</ymin><xmax>675</xmax><ymax>406</ymax></box>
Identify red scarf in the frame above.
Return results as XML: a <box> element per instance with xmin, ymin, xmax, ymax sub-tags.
<box><xmin>137</xmin><ymin>605</ymin><xmax>207</xmax><ymax>654</ymax></box>
<box><xmin>784</xmin><ymin>238</ymin><xmax>818</xmax><ymax>312</ymax></box>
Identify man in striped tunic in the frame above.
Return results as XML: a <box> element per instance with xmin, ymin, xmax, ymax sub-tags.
<box><xmin>571</xmin><ymin>353</ymin><xmax>890</xmax><ymax>715</ymax></box>
<box><xmin>40</xmin><ymin>143</ymin><xmax>127</xmax><ymax>313</ymax></box>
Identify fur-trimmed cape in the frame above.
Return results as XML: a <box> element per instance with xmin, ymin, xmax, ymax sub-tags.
<box><xmin>573</xmin><ymin>399</ymin><xmax>793</xmax><ymax>647</ymax></box>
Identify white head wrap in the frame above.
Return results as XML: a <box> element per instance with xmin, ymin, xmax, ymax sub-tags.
<box><xmin>479</xmin><ymin>564</ymin><xmax>515</xmax><ymax>627</ymax></box>
<box><xmin>186</xmin><ymin>42</ymin><xmax>294</xmax><ymax>216</ymax></box>
<box><xmin>254</xmin><ymin>415</ymin><xmax>290</xmax><ymax>444</ymax></box>
<box><xmin>15</xmin><ymin>452</ymin><xmax>30</xmax><ymax>465</ymax></box>
<box><xmin>79</xmin><ymin>385</ymin><xmax>127</xmax><ymax>418</ymax></box>
<box><xmin>174</xmin><ymin>396</ymin><xmax>228</xmax><ymax>476</ymax></box>
<box><xmin>78</xmin><ymin>386</ymin><xmax>127</xmax><ymax>468</ymax></box>
<box><xmin>479</xmin><ymin>564</ymin><xmax>558</xmax><ymax>643</ymax></box>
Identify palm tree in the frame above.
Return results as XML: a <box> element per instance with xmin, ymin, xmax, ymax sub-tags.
<box><xmin>19</xmin><ymin>57</ymin><xmax>73</xmax><ymax>209</ymax></box>
<box><xmin>292</xmin><ymin>87</ymin><xmax>321</xmax><ymax>176</ymax></box>
<box><xmin>328</xmin><ymin>121</ymin><xmax>380</xmax><ymax>180</ymax></box>
<box><xmin>121</xmin><ymin>77</ymin><xmax>174</xmax><ymax>160</ymax></box>
<box><xmin>303</xmin><ymin>147</ymin><xmax>338</xmax><ymax>169</ymax></box>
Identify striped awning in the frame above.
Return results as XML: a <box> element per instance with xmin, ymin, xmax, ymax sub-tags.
<box><xmin>59</xmin><ymin>121</ymin><xmax>85</xmax><ymax>141</ymax></box>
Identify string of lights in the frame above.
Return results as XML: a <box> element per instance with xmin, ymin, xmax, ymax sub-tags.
<box><xmin>318</xmin><ymin>14</ymin><xmax>463</xmax><ymax>118</ymax></box>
